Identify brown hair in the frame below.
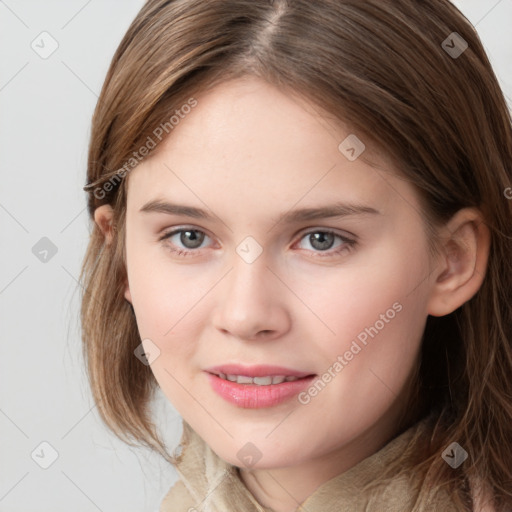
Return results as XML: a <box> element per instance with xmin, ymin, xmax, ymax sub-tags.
<box><xmin>80</xmin><ymin>0</ymin><xmax>512</xmax><ymax>509</ymax></box>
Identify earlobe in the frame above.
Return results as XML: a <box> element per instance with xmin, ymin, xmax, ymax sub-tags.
<box><xmin>93</xmin><ymin>204</ymin><xmax>114</xmax><ymax>245</ymax></box>
<box><xmin>427</xmin><ymin>208</ymin><xmax>490</xmax><ymax>317</ymax></box>
<box><xmin>124</xmin><ymin>282</ymin><xmax>132</xmax><ymax>304</ymax></box>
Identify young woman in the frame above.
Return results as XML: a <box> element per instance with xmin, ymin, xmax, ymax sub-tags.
<box><xmin>80</xmin><ymin>1</ymin><xmax>512</xmax><ymax>510</ymax></box>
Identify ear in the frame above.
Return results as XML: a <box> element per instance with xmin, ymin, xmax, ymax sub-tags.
<box><xmin>94</xmin><ymin>204</ymin><xmax>114</xmax><ymax>245</ymax></box>
<box><xmin>93</xmin><ymin>204</ymin><xmax>133</xmax><ymax>304</ymax></box>
<box><xmin>427</xmin><ymin>208</ymin><xmax>490</xmax><ymax>317</ymax></box>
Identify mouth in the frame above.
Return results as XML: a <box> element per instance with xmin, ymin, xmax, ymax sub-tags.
<box><xmin>204</xmin><ymin>365</ymin><xmax>317</xmax><ymax>408</ymax></box>
<box><xmin>204</xmin><ymin>364</ymin><xmax>314</xmax><ymax>382</ymax></box>
<box><xmin>208</xmin><ymin>372</ymin><xmax>310</xmax><ymax>385</ymax></box>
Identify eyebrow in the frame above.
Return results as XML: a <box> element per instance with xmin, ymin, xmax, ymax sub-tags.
<box><xmin>139</xmin><ymin>199</ymin><xmax>380</xmax><ymax>224</ymax></box>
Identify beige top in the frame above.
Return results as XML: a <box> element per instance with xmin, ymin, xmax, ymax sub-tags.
<box><xmin>160</xmin><ymin>417</ymin><xmax>461</xmax><ymax>512</ymax></box>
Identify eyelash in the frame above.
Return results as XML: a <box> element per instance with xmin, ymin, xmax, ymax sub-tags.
<box><xmin>158</xmin><ymin>227</ymin><xmax>357</xmax><ymax>259</ymax></box>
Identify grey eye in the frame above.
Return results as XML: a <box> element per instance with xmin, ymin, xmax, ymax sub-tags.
<box><xmin>178</xmin><ymin>230</ymin><xmax>205</xmax><ymax>249</ymax></box>
<box><xmin>307</xmin><ymin>232</ymin><xmax>335</xmax><ymax>251</ymax></box>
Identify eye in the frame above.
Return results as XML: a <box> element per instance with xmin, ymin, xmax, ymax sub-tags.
<box><xmin>159</xmin><ymin>227</ymin><xmax>212</xmax><ymax>256</ymax></box>
<box><xmin>295</xmin><ymin>229</ymin><xmax>356</xmax><ymax>257</ymax></box>
<box><xmin>158</xmin><ymin>227</ymin><xmax>356</xmax><ymax>259</ymax></box>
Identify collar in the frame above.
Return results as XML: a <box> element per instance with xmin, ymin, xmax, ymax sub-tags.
<box><xmin>163</xmin><ymin>416</ymin><xmax>458</xmax><ymax>512</ymax></box>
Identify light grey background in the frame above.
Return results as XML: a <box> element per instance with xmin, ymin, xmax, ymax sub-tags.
<box><xmin>0</xmin><ymin>1</ymin><xmax>511</xmax><ymax>511</ymax></box>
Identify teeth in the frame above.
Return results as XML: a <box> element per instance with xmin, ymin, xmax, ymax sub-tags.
<box><xmin>218</xmin><ymin>374</ymin><xmax>302</xmax><ymax>385</ymax></box>
<box><xmin>253</xmin><ymin>376</ymin><xmax>273</xmax><ymax>385</ymax></box>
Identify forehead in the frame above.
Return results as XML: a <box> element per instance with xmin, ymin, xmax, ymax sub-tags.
<box><xmin>125</xmin><ymin>76</ymin><xmax>418</xmax><ymax>221</ymax></box>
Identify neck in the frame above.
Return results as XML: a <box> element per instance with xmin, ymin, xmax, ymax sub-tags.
<box><xmin>239</xmin><ymin>405</ymin><xmax>408</xmax><ymax>512</ymax></box>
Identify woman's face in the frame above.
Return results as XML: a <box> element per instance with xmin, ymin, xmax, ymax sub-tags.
<box><xmin>123</xmin><ymin>76</ymin><xmax>436</xmax><ymax>470</ymax></box>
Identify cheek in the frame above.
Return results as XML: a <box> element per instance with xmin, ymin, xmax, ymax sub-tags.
<box><xmin>124</xmin><ymin>234</ymin><xmax>193</xmax><ymax>343</ymax></box>
<box><xmin>294</xmin><ymin>234</ymin><xmax>431</xmax><ymax>348</ymax></box>
<box><xmin>126</xmin><ymin>251</ymin><xmax>208</xmax><ymax>410</ymax></box>
<box><xmin>295</xmin><ymin>243</ymin><xmax>430</xmax><ymax>429</ymax></box>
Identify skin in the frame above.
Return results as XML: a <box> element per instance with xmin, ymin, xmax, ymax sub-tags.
<box><xmin>95</xmin><ymin>76</ymin><xmax>490</xmax><ymax>512</ymax></box>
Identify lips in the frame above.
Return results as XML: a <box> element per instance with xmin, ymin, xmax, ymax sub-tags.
<box><xmin>205</xmin><ymin>364</ymin><xmax>313</xmax><ymax>378</ymax></box>
<box><xmin>215</xmin><ymin>374</ymin><xmax>299</xmax><ymax>385</ymax></box>
<box><xmin>204</xmin><ymin>364</ymin><xmax>316</xmax><ymax>408</ymax></box>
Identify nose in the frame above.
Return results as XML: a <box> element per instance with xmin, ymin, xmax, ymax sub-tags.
<box><xmin>212</xmin><ymin>251</ymin><xmax>291</xmax><ymax>341</ymax></box>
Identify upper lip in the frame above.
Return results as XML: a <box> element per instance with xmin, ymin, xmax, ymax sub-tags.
<box><xmin>204</xmin><ymin>364</ymin><xmax>314</xmax><ymax>378</ymax></box>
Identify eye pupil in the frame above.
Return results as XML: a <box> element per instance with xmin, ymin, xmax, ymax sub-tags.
<box><xmin>310</xmin><ymin>232</ymin><xmax>334</xmax><ymax>251</ymax></box>
<box><xmin>181</xmin><ymin>230</ymin><xmax>204</xmax><ymax>249</ymax></box>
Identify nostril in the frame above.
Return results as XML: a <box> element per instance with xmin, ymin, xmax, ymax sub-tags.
<box><xmin>256</xmin><ymin>330</ymin><xmax>274</xmax><ymax>339</ymax></box>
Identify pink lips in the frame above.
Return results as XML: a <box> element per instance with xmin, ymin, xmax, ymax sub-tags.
<box><xmin>204</xmin><ymin>364</ymin><xmax>315</xmax><ymax>408</ymax></box>
<box><xmin>205</xmin><ymin>364</ymin><xmax>312</xmax><ymax>378</ymax></box>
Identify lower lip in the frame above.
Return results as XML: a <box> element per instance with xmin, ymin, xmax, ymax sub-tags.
<box><xmin>206</xmin><ymin>373</ymin><xmax>315</xmax><ymax>408</ymax></box>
